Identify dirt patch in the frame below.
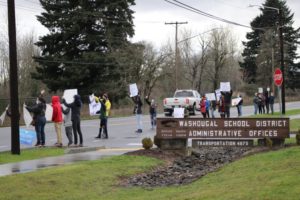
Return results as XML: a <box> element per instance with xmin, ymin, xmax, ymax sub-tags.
<box><xmin>122</xmin><ymin>146</ymin><xmax>287</xmax><ymax>188</ymax></box>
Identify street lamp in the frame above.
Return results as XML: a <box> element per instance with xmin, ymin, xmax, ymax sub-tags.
<box><xmin>249</xmin><ymin>4</ymin><xmax>285</xmax><ymax>115</ymax></box>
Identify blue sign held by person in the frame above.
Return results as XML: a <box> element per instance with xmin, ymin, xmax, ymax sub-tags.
<box><xmin>20</xmin><ymin>129</ymin><xmax>36</xmax><ymax>146</ymax></box>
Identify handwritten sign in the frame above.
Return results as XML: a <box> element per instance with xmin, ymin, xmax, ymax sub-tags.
<box><xmin>23</xmin><ymin>104</ymin><xmax>33</xmax><ymax>128</ymax></box>
<box><xmin>45</xmin><ymin>104</ymin><xmax>53</xmax><ymax>121</ymax></box>
<box><xmin>220</xmin><ymin>82</ymin><xmax>231</xmax><ymax>92</ymax></box>
<box><xmin>215</xmin><ymin>89</ymin><xmax>221</xmax><ymax>101</ymax></box>
<box><xmin>258</xmin><ymin>87</ymin><xmax>263</xmax><ymax>93</ymax></box>
<box><xmin>205</xmin><ymin>93</ymin><xmax>216</xmax><ymax>101</ymax></box>
<box><xmin>63</xmin><ymin>89</ymin><xmax>78</xmax><ymax>104</ymax></box>
<box><xmin>129</xmin><ymin>83</ymin><xmax>138</xmax><ymax>97</ymax></box>
<box><xmin>232</xmin><ymin>97</ymin><xmax>242</xmax><ymax>106</ymax></box>
<box><xmin>173</xmin><ymin>108</ymin><xmax>185</xmax><ymax>118</ymax></box>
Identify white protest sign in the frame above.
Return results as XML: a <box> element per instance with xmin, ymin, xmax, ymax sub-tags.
<box><xmin>63</xmin><ymin>89</ymin><xmax>78</xmax><ymax>104</ymax></box>
<box><xmin>232</xmin><ymin>97</ymin><xmax>242</xmax><ymax>106</ymax></box>
<box><xmin>129</xmin><ymin>83</ymin><xmax>138</xmax><ymax>97</ymax></box>
<box><xmin>220</xmin><ymin>82</ymin><xmax>231</xmax><ymax>92</ymax></box>
<box><xmin>23</xmin><ymin>104</ymin><xmax>33</xmax><ymax>127</ymax></box>
<box><xmin>173</xmin><ymin>107</ymin><xmax>185</xmax><ymax>118</ymax></box>
<box><xmin>89</xmin><ymin>101</ymin><xmax>101</xmax><ymax>116</ymax></box>
<box><xmin>45</xmin><ymin>104</ymin><xmax>53</xmax><ymax>121</ymax></box>
<box><xmin>0</xmin><ymin>109</ymin><xmax>7</xmax><ymax>126</ymax></box>
<box><xmin>258</xmin><ymin>87</ymin><xmax>263</xmax><ymax>93</ymax></box>
<box><xmin>205</xmin><ymin>93</ymin><xmax>216</xmax><ymax>101</ymax></box>
<box><xmin>215</xmin><ymin>89</ymin><xmax>221</xmax><ymax>101</ymax></box>
<box><xmin>89</xmin><ymin>94</ymin><xmax>95</xmax><ymax>103</ymax></box>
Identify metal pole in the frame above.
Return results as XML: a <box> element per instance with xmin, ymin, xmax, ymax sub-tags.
<box><xmin>7</xmin><ymin>0</ymin><xmax>20</xmax><ymax>154</ymax></box>
<box><xmin>278</xmin><ymin>9</ymin><xmax>285</xmax><ymax>115</ymax></box>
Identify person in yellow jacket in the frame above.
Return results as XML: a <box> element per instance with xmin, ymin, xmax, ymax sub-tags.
<box><xmin>95</xmin><ymin>93</ymin><xmax>111</xmax><ymax>139</ymax></box>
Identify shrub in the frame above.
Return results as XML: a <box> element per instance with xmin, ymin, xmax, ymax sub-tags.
<box><xmin>142</xmin><ymin>137</ymin><xmax>153</xmax><ymax>150</ymax></box>
<box><xmin>265</xmin><ymin>137</ymin><xmax>273</xmax><ymax>148</ymax></box>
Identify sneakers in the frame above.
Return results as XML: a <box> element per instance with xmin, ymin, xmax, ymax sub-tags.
<box><xmin>95</xmin><ymin>136</ymin><xmax>101</xmax><ymax>139</ymax></box>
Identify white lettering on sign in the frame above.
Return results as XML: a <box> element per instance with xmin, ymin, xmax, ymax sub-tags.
<box><xmin>248</xmin><ymin>130</ymin><xmax>278</xmax><ymax>137</ymax></box>
<box><xmin>256</xmin><ymin>120</ymin><xmax>287</xmax><ymax>127</ymax></box>
<box><xmin>189</xmin><ymin>130</ymin><xmax>242</xmax><ymax>137</ymax></box>
<box><xmin>179</xmin><ymin>120</ymin><xmax>218</xmax><ymax>127</ymax></box>
<box><xmin>224</xmin><ymin>120</ymin><xmax>250</xmax><ymax>127</ymax></box>
<box><xmin>274</xmin><ymin>74</ymin><xmax>282</xmax><ymax>81</ymax></box>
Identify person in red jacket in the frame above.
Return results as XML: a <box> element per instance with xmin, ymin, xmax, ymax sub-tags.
<box><xmin>200</xmin><ymin>95</ymin><xmax>207</xmax><ymax>118</ymax></box>
<box><xmin>52</xmin><ymin>96</ymin><xmax>63</xmax><ymax>147</ymax></box>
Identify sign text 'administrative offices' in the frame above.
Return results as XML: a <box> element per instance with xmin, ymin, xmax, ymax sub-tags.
<box><xmin>156</xmin><ymin>118</ymin><xmax>290</xmax><ymax>139</ymax></box>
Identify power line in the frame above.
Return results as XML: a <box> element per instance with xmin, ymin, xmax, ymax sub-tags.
<box><xmin>164</xmin><ymin>0</ymin><xmax>251</xmax><ymax>29</ymax></box>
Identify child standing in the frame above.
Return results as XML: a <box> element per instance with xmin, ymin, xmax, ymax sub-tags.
<box><xmin>62</xmin><ymin>106</ymin><xmax>73</xmax><ymax>146</ymax></box>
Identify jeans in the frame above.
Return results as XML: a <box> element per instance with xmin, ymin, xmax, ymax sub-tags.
<box><xmin>237</xmin><ymin>105</ymin><xmax>242</xmax><ymax>117</ymax></box>
<box><xmin>254</xmin><ymin>103</ymin><xmax>258</xmax><ymax>115</ymax></box>
<box><xmin>270</xmin><ymin>104</ymin><xmax>274</xmax><ymax>114</ymax></box>
<box><xmin>136</xmin><ymin>114</ymin><xmax>142</xmax><ymax>130</ymax></box>
<box><xmin>65</xmin><ymin>126</ymin><xmax>73</xmax><ymax>145</ymax></box>
<box><xmin>72</xmin><ymin>118</ymin><xmax>83</xmax><ymax>145</ymax></box>
<box><xmin>225</xmin><ymin>105</ymin><xmax>230</xmax><ymax>118</ymax></box>
<box><xmin>35</xmin><ymin>116</ymin><xmax>46</xmax><ymax>145</ymax></box>
<box><xmin>100</xmin><ymin>118</ymin><xmax>108</xmax><ymax>138</ymax></box>
<box><xmin>150</xmin><ymin>113</ymin><xmax>156</xmax><ymax>128</ymax></box>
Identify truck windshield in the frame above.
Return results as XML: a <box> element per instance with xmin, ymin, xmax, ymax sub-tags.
<box><xmin>174</xmin><ymin>91</ymin><xmax>193</xmax><ymax>97</ymax></box>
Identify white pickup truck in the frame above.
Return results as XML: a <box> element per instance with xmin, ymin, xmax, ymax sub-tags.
<box><xmin>163</xmin><ymin>90</ymin><xmax>201</xmax><ymax>116</ymax></box>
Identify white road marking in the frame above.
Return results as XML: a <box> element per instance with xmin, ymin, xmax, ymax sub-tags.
<box><xmin>127</xmin><ymin>143</ymin><xmax>142</xmax><ymax>146</ymax></box>
<box><xmin>0</xmin><ymin>145</ymin><xmax>8</xmax><ymax>149</ymax></box>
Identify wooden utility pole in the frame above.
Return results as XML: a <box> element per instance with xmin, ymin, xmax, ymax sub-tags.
<box><xmin>165</xmin><ymin>21</ymin><xmax>188</xmax><ymax>90</ymax></box>
<box><xmin>278</xmin><ymin>9</ymin><xmax>285</xmax><ymax>115</ymax></box>
<box><xmin>7</xmin><ymin>0</ymin><xmax>20</xmax><ymax>154</ymax></box>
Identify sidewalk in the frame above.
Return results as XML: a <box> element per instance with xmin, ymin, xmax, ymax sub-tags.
<box><xmin>0</xmin><ymin>147</ymin><xmax>140</xmax><ymax>177</ymax></box>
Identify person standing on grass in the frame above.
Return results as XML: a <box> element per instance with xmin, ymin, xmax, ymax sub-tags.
<box><xmin>132</xmin><ymin>93</ymin><xmax>143</xmax><ymax>133</ymax></box>
<box><xmin>221</xmin><ymin>90</ymin><xmax>233</xmax><ymax>118</ymax></box>
<box><xmin>63</xmin><ymin>95</ymin><xmax>84</xmax><ymax>147</ymax></box>
<box><xmin>145</xmin><ymin>96</ymin><xmax>157</xmax><ymax>129</ymax></box>
<box><xmin>269</xmin><ymin>92</ymin><xmax>275</xmax><ymax>115</ymax></box>
<box><xmin>51</xmin><ymin>96</ymin><xmax>63</xmax><ymax>147</ymax></box>
<box><xmin>26</xmin><ymin>96</ymin><xmax>46</xmax><ymax>147</ymax></box>
<box><xmin>62</xmin><ymin>106</ymin><xmax>73</xmax><ymax>147</ymax></box>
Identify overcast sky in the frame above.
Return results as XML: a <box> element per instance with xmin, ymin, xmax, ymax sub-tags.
<box><xmin>0</xmin><ymin>0</ymin><xmax>299</xmax><ymax>50</ymax></box>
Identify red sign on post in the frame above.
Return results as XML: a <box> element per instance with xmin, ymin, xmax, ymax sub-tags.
<box><xmin>274</xmin><ymin>68</ymin><xmax>283</xmax><ymax>86</ymax></box>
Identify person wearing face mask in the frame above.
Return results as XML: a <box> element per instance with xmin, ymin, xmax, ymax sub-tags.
<box><xmin>145</xmin><ymin>96</ymin><xmax>157</xmax><ymax>130</ymax></box>
<box><xmin>26</xmin><ymin>95</ymin><xmax>47</xmax><ymax>147</ymax></box>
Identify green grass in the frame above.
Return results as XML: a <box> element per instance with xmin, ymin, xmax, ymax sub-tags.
<box><xmin>1</xmin><ymin>147</ymin><xmax>300</xmax><ymax>200</ymax></box>
<box><xmin>247</xmin><ymin>108</ymin><xmax>300</xmax><ymax>118</ymax></box>
<box><xmin>290</xmin><ymin>119</ymin><xmax>300</xmax><ymax>132</ymax></box>
<box><xmin>0</xmin><ymin>148</ymin><xmax>65</xmax><ymax>164</ymax></box>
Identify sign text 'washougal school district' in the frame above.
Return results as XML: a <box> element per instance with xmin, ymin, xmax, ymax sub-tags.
<box><xmin>156</xmin><ymin>118</ymin><xmax>290</xmax><ymax>139</ymax></box>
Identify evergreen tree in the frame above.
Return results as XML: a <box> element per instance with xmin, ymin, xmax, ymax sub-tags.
<box><xmin>240</xmin><ymin>0</ymin><xmax>300</xmax><ymax>88</ymax></box>
<box><xmin>33</xmin><ymin>0</ymin><xmax>135</xmax><ymax>95</ymax></box>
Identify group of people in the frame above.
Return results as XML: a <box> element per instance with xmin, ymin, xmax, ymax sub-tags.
<box><xmin>253</xmin><ymin>91</ymin><xmax>275</xmax><ymax>115</ymax></box>
<box><xmin>24</xmin><ymin>91</ymin><xmax>84</xmax><ymax>147</ymax></box>
<box><xmin>200</xmin><ymin>90</ymin><xmax>238</xmax><ymax>119</ymax></box>
<box><xmin>131</xmin><ymin>94</ymin><xmax>158</xmax><ymax>134</ymax></box>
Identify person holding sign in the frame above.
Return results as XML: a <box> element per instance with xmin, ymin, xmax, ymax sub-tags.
<box><xmin>62</xmin><ymin>95</ymin><xmax>84</xmax><ymax>147</ymax></box>
<box><xmin>132</xmin><ymin>93</ymin><xmax>143</xmax><ymax>133</ymax></box>
<box><xmin>51</xmin><ymin>96</ymin><xmax>63</xmax><ymax>147</ymax></box>
<box><xmin>95</xmin><ymin>98</ymin><xmax>108</xmax><ymax>139</ymax></box>
<box><xmin>26</xmin><ymin>96</ymin><xmax>47</xmax><ymax>147</ymax></box>
<box><xmin>145</xmin><ymin>96</ymin><xmax>157</xmax><ymax>129</ymax></box>
<box><xmin>221</xmin><ymin>90</ymin><xmax>233</xmax><ymax>118</ymax></box>
<box><xmin>236</xmin><ymin>94</ymin><xmax>243</xmax><ymax>117</ymax></box>
<box><xmin>62</xmin><ymin>106</ymin><xmax>73</xmax><ymax>146</ymax></box>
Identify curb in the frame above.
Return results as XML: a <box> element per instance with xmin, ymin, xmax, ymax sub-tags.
<box><xmin>64</xmin><ymin>146</ymin><xmax>105</xmax><ymax>154</ymax></box>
